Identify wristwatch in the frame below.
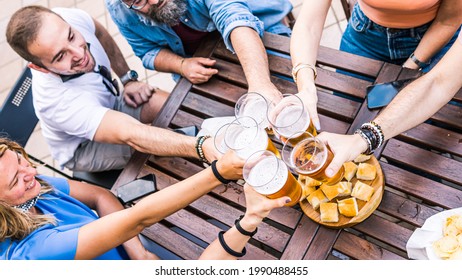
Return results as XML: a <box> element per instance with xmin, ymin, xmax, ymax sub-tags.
<box><xmin>120</xmin><ymin>70</ymin><xmax>138</xmax><ymax>85</ymax></box>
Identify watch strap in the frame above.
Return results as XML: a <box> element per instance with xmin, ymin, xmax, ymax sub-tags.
<box><xmin>120</xmin><ymin>70</ymin><xmax>138</xmax><ymax>85</ymax></box>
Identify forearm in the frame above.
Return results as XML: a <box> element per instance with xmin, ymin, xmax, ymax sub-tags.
<box><xmin>76</xmin><ymin>168</ymin><xmax>221</xmax><ymax>259</ymax></box>
<box><xmin>199</xmin><ymin>215</ymin><xmax>259</xmax><ymax>260</ymax></box>
<box><xmin>94</xmin><ymin>110</ymin><xmax>198</xmax><ymax>159</ymax></box>
<box><xmin>375</xmin><ymin>46</ymin><xmax>461</xmax><ymax>140</ymax></box>
<box><xmin>231</xmin><ymin>27</ymin><xmax>271</xmax><ymax>89</ymax></box>
<box><xmin>94</xmin><ymin>19</ymin><xmax>130</xmax><ymax>77</ymax></box>
<box><xmin>290</xmin><ymin>0</ymin><xmax>331</xmax><ymax>91</ymax></box>
<box><xmin>409</xmin><ymin>0</ymin><xmax>461</xmax><ymax>64</ymax></box>
<box><xmin>153</xmin><ymin>48</ymin><xmax>184</xmax><ymax>75</ymax></box>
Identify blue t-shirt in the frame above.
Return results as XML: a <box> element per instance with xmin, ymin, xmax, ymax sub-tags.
<box><xmin>0</xmin><ymin>176</ymin><xmax>128</xmax><ymax>260</ymax></box>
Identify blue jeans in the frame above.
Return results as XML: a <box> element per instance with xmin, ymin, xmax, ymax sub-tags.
<box><xmin>340</xmin><ymin>3</ymin><xmax>460</xmax><ymax>73</ymax></box>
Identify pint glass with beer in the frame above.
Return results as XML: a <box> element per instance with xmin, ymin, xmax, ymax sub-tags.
<box><xmin>267</xmin><ymin>94</ymin><xmax>317</xmax><ymax>143</ymax></box>
<box><xmin>282</xmin><ymin>132</ymin><xmax>344</xmax><ymax>185</ymax></box>
<box><xmin>243</xmin><ymin>150</ymin><xmax>302</xmax><ymax>207</ymax></box>
<box><xmin>214</xmin><ymin>116</ymin><xmax>280</xmax><ymax>160</ymax></box>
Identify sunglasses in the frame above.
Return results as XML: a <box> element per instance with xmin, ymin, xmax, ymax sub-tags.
<box><xmin>97</xmin><ymin>65</ymin><xmax>120</xmax><ymax>97</ymax></box>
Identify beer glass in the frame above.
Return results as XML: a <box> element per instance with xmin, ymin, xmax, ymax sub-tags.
<box><xmin>243</xmin><ymin>150</ymin><xmax>302</xmax><ymax>207</ymax></box>
<box><xmin>282</xmin><ymin>132</ymin><xmax>344</xmax><ymax>185</ymax></box>
<box><xmin>235</xmin><ymin>92</ymin><xmax>272</xmax><ymax>134</ymax></box>
<box><xmin>223</xmin><ymin>116</ymin><xmax>280</xmax><ymax>160</ymax></box>
<box><xmin>267</xmin><ymin>94</ymin><xmax>317</xmax><ymax>144</ymax></box>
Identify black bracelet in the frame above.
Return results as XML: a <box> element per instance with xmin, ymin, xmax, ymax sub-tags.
<box><xmin>218</xmin><ymin>231</ymin><xmax>247</xmax><ymax>258</ymax></box>
<box><xmin>409</xmin><ymin>52</ymin><xmax>429</xmax><ymax>69</ymax></box>
<box><xmin>235</xmin><ymin>215</ymin><xmax>258</xmax><ymax>237</ymax></box>
<box><xmin>211</xmin><ymin>160</ymin><xmax>231</xmax><ymax>184</ymax></box>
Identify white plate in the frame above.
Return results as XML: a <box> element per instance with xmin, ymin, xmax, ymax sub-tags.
<box><xmin>406</xmin><ymin>207</ymin><xmax>462</xmax><ymax>260</ymax></box>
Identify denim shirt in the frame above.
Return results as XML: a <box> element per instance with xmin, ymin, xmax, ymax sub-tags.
<box><xmin>106</xmin><ymin>0</ymin><xmax>292</xmax><ymax>74</ymax></box>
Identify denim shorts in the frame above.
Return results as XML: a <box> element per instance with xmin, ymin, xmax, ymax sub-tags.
<box><xmin>64</xmin><ymin>94</ymin><xmax>142</xmax><ymax>172</ymax></box>
<box><xmin>340</xmin><ymin>3</ymin><xmax>461</xmax><ymax>73</ymax></box>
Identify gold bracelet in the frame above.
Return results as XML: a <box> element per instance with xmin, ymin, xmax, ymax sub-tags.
<box><xmin>292</xmin><ymin>63</ymin><xmax>317</xmax><ymax>83</ymax></box>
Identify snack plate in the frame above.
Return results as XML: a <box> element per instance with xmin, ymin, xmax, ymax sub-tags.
<box><xmin>299</xmin><ymin>156</ymin><xmax>384</xmax><ymax>229</ymax></box>
<box><xmin>420</xmin><ymin>208</ymin><xmax>462</xmax><ymax>260</ymax></box>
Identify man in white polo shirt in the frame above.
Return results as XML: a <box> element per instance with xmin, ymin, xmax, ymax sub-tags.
<box><xmin>6</xmin><ymin>6</ymin><xmax>219</xmax><ymax>172</ymax></box>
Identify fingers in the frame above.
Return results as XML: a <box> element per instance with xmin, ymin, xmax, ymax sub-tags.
<box><xmin>274</xmin><ymin>196</ymin><xmax>291</xmax><ymax>208</ymax></box>
<box><xmin>325</xmin><ymin>156</ymin><xmax>344</xmax><ymax>178</ymax></box>
<box><xmin>197</xmin><ymin>57</ymin><xmax>217</xmax><ymax>67</ymax></box>
<box><xmin>307</xmin><ymin>103</ymin><xmax>321</xmax><ymax>132</ymax></box>
<box><xmin>124</xmin><ymin>94</ymin><xmax>138</xmax><ymax>108</ymax></box>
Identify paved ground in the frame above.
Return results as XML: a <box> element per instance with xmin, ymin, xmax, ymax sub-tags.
<box><xmin>0</xmin><ymin>0</ymin><xmax>348</xmax><ymax>177</ymax></box>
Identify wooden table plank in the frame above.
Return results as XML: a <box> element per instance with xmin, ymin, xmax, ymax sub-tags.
<box><xmin>280</xmin><ymin>216</ymin><xmax>318</xmax><ymax>260</ymax></box>
<box><xmin>380</xmin><ymin>162</ymin><xmax>462</xmax><ymax>209</ymax></box>
<box><xmin>382</xmin><ymin>139</ymin><xmax>462</xmax><ymax>185</ymax></box>
<box><xmin>334</xmin><ymin>231</ymin><xmax>406</xmax><ymax>260</ymax></box>
<box><xmin>397</xmin><ymin>122</ymin><xmax>462</xmax><ymax>157</ymax></box>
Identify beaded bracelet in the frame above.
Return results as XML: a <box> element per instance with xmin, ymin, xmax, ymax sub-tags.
<box><xmin>354</xmin><ymin>121</ymin><xmax>385</xmax><ymax>155</ymax></box>
<box><xmin>362</xmin><ymin>121</ymin><xmax>384</xmax><ymax>148</ymax></box>
<box><xmin>218</xmin><ymin>231</ymin><xmax>247</xmax><ymax>258</ymax></box>
<box><xmin>211</xmin><ymin>160</ymin><xmax>231</xmax><ymax>184</ymax></box>
<box><xmin>195</xmin><ymin>135</ymin><xmax>211</xmax><ymax>164</ymax></box>
<box><xmin>354</xmin><ymin>129</ymin><xmax>374</xmax><ymax>155</ymax></box>
<box><xmin>234</xmin><ymin>215</ymin><xmax>258</xmax><ymax>237</ymax></box>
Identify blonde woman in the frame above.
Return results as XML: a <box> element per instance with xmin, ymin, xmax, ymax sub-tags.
<box><xmin>0</xmin><ymin>138</ymin><xmax>288</xmax><ymax>259</ymax></box>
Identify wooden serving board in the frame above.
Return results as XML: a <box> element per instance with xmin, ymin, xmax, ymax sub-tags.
<box><xmin>299</xmin><ymin>156</ymin><xmax>384</xmax><ymax>228</ymax></box>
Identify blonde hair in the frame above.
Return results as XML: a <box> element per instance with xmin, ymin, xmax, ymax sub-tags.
<box><xmin>0</xmin><ymin>138</ymin><xmax>56</xmax><ymax>242</ymax></box>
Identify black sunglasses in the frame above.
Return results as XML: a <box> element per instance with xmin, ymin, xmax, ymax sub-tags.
<box><xmin>97</xmin><ymin>65</ymin><xmax>120</xmax><ymax>97</ymax></box>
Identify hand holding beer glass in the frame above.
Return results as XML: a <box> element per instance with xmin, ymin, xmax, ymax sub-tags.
<box><xmin>243</xmin><ymin>150</ymin><xmax>302</xmax><ymax>207</ymax></box>
<box><xmin>282</xmin><ymin>132</ymin><xmax>345</xmax><ymax>185</ymax></box>
<box><xmin>267</xmin><ymin>94</ymin><xmax>317</xmax><ymax>144</ymax></box>
<box><xmin>213</xmin><ymin>116</ymin><xmax>279</xmax><ymax>160</ymax></box>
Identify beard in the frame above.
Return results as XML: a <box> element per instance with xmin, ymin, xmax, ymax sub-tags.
<box><xmin>148</xmin><ymin>0</ymin><xmax>187</xmax><ymax>26</ymax></box>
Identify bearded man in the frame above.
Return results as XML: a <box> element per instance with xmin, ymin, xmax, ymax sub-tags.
<box><xmin>106</xmin><ymin>0</ymin><xmax>293</xmax><ymax>102</ymax></box>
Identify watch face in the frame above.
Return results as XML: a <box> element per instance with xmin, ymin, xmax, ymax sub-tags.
<box><xmin>129</xmin><ymin>70</ymin><xmax>138</xmax><ymax>80</ymax></box>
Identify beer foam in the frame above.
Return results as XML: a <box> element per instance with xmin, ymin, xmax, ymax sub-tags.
<box><xmin>247</xmin><ymin>157</ymin><xmax>288</xmax><ymax>195</ymax></box>
<box><xmin>234</xmin><ymin>129</ymin><xmax>268</xmax><ymax>159</ymax></box>
<box><xmin>274</xmin><ymin>105</ymin><xmax>309</xmax><ymax>138</ymax></box>
<box><xmin>239</xmin><ymin>99</ymin><xmax>269</xmax><ymax>127</ymax></box>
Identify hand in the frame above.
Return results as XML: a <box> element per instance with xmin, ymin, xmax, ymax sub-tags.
<box><xmin>182</xmin><ymin>57</ymin><xmax>218</xmax><ymax>84</ymax></box>
<box><xmin>249</xmin><ymin>83</ymin><xmax>282</xmax><ymax>105</ymax></box>
<box><xmin>296</xmin><ymin>81</ymin><xmax>321</xmax><ymax>131</ymax></box>
<box><xmin>123</xmin><ymin>81</ymin><xmax>155</xmax><ymax>108</ymax></box>
<box><xmin>215</xmin><ymin>150</ymin><xmax>245</xmax><ymax>180</ymax></box>
<box><xmin>201</xmin><ymin>136</ymin><xmax>223</xmax><ymax>163</ymax></box>
<box><xmin>316</xmin><ymin>132</ymin><xmax>368</xmax><ymax>177</ymax></box>
<box><xmin>239</xmin><ymin>184</ymin><xmax>288</xmax><ymax>230</ymax></box>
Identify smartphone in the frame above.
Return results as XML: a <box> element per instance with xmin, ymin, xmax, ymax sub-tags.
<box><xmin>173</xmin><ymin>125</ymin><xmax>199</xmax><ymax>137</ymax></box>
<box><xmin>116</xmin><ymin>174</ymin><xmax>157</xmax><ymax>204</ymax></box>
<box><xmin>367</xmin><ymin>79</ymin><xmax>413</xmax><ymax>109</ymax></box>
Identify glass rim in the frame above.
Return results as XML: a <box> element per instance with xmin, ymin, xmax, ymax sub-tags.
<box><xmin>267</xmin><ymin>93</ymin><xmax>307</xmax><ymax>130</ymax></box>
<box><xmin>243</xmin><ymin>150</ymin><xmax>280</xmax><ymax>187</ymax></box>
<box><xmin>223</xmin><ymin>116</ymin><xmax>260</xmax><ymax>151</ymax></box>
<box><xmin>235</xmin><ymin>92</ymin><xmax>269</xmax><ymax>126</ymax></box>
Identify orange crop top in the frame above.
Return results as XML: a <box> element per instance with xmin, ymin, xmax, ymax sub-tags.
<box><xmin>359</xmin><ymin>0</ymin><xmax>440</xmax><ymax>28</ymax></box>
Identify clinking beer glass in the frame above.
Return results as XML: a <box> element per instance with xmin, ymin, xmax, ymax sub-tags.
<box><xmin>267</xmin><ymin>94</ymin><xmax>317</xmax><ymax>144</ymax></box>
<box><xmin>243</xmin><ymin>150</ymin><xmax>302</xmax><ymax>207</ymax></box>
<box><xmin>235</xmin><ymin>92</ymin><xmax>272</xmax><ymax>134</ymax></box>
<box><xmin>213</xmin><ymin>116</ymin><xmax>280</xmax><ymax>160</ymax></box>
<box><xmin>282</xmin><ymin>132</ymin><xmax>344</xmax><ymax>185</ymax></box>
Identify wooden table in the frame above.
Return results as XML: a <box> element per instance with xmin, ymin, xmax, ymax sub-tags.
<box><xmin>112</xmin><ymin>32</ymin><xmax>462</xmax><ymax>260</ymax></box>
